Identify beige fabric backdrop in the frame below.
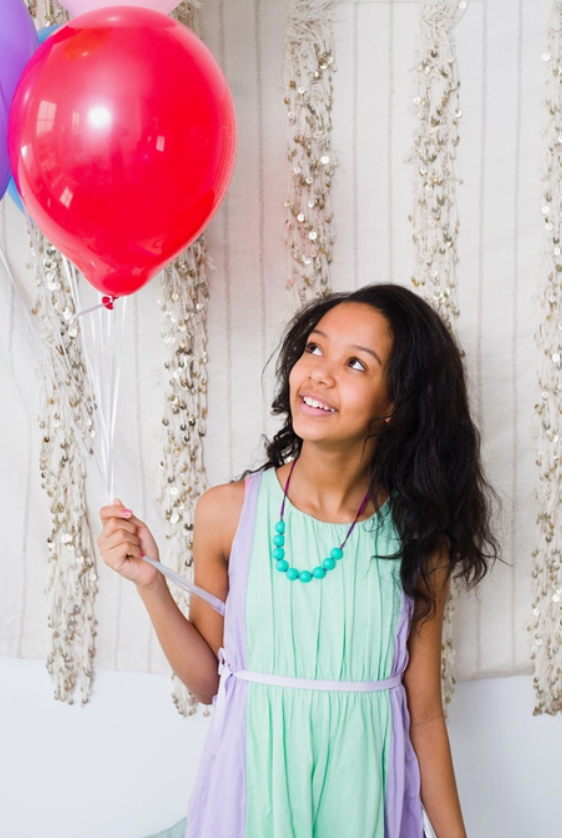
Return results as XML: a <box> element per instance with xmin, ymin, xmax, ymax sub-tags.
<box><xmin>0</xmin><ymin>0</ymin><xmax>546</xmax><ymax>684</ymax></box>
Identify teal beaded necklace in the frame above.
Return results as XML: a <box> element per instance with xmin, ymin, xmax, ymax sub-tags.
<box><xmin>272</xmin><ymin>458</ymin><xmax>371</xmax><ymax>584</ymax></box>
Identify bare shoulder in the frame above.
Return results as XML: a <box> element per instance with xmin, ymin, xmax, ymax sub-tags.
<box><xmin>189</xmin><ymin>480</ymin><xmax>246</xmax><ymax>656</ymax></box>
<box><xmin>194</xmin><ymin>480</ymin><xmax>246</xmax><ymax>564</ymax></box>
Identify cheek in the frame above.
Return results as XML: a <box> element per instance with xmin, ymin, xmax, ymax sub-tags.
<box><xmin>342</xmin><ymin>380</ymin><xmax>384</xmax><ymax>417</ymax></box>
<box><xmin>289</xmin><ymin>358</ymin><xmax>307</xmax><ymax>391</ymax></box>
<box><xmin>288</xmin><ymin>365</ymin><xmax>297</xmax><ymax>390</ymax></box>
<box><xmin>288</xmin><ymin>367</ymin><xmax>300</xmax><ymax>405</ymax></box>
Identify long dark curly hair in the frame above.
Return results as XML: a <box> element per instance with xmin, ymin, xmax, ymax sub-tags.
<box><xmin>243</xmin><ymin>283</ymin><xmax>502</xmax><ymax>630</ymax></box>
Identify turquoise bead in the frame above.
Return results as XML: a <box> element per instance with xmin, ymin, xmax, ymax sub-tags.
<box><xmin>271</xmin><ymin>470</ymin><xmax>365</xmax><ymax>585</ymax></box>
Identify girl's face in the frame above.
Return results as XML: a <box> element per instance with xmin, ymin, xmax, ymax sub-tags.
<box><xmin>289</xmin><ymin>302</ymin><xmax>394</xmax><ymax>450</ymax></box>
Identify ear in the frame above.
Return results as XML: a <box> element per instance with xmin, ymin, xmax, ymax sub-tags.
<box><xmin>384</xmin><ymin>403</ymin><xmax>394</xmax><ymax>424</ymax></box>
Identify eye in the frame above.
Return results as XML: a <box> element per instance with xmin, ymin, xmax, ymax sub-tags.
<box><xmin>349</xmin><ymin>357</ymin><xmax>366</xmax><ymax>371</ymax></box>
<box><xmin>305</xmin><ymin>341</ymin><xmax>321</xmax><ymax>355</ymax></box>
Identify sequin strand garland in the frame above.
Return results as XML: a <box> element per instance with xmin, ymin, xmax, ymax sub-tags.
<box><xmin>31</xmin><ymin>233</ymin><xmax>100</xmax><ymax>706</ymax></box>
<box><xmin>171</xmin><ymin>0</ymin><xmax>202</xmax><ymax>31</ymax></box>
<box><xmin>283</xmin><ymin>0</ymin><xmax>340</xmax><ymax>309</ymax></box>
<box><xmin>157</xmin><ymin>239</ymin><xmax>211</xmax><ymax>717</ymax></box>
<box><xmin>409</xmin><ymin>0</ymin><xmax>467</xmax><ymax>327</ymax></box>
<box><xmin>26</xmin><ymin>0</ymin><xmax>66</xmax><ymax>26</ymax></box>
<box><xmin>409</xmin><ymin>0</ymin><xmax>469</xmax><ymax>713</ymax></box>
<box><xmin>21</xmin><ymin>0</ymin><xmax>103</xmax><ymax>706</ymax></box>
<box><xmin>531</xmin><ymin>0</ymin><xmax>562</xmax><ymax>716</ymax></box>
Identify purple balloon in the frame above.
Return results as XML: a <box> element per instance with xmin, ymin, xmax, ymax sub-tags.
<box><xmin>0</xmin><ymin>0</ymin><xmax>38</xmax><ymax>199</ymax></box>
<box><xmin>0</xmin><ymin>98</ymin><xmax>8</xmax><ymax>200</ymax></box>
<box><xmin>6</xmin><ymin>25</ymin><xmax>61</xmax><ymax>214</ymax></box>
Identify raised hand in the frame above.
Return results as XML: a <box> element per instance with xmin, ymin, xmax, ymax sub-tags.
<box><xmin>97</xmin><ymin>498</ymin><xmax>162</xmax><ymax>589</ymax></box>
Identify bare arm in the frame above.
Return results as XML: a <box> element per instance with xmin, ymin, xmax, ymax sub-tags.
<box><xmin>98</xmin><ymin>483</ymin><xmax>244</xmax><ymax>705</ymax></box>
<box><xmin>136</xmin><ymin>575</ymin><xmax>220</xmax><ymax>705</ymax></box>
<box><xmin>403</xmin><ymin>545</ymin><xmax>467</xmax><ymax>838</ymax></box>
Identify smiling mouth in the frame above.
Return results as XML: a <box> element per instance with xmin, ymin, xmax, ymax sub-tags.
<box><xmin>299</xmin><ymin>395</ymin><xmax>337</xmax><ymax>415</ymax></box>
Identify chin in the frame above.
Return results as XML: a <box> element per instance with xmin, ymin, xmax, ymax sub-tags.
<box><xmin>291</xmin><ymin>418</ymin><xmax>328</xmax><ymax>442</ymax></box>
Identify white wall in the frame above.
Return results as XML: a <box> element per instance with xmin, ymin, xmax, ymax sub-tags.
<box><xmin>0</xmin><ymin>657</ymin><xmax>558</xmax><ymax>838</ymax></box>
<box><xmin>0</xmin><ymin>0</ymin><xmax>553</xmax><ymax>685</ymax></box>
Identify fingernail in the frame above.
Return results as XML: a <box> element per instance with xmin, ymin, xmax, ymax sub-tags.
<box><xmin>141</xmin><ymin>552</ymin><xmax>145</xmax><ymax>558</ymax></box>
<box><xmin>122</xmin><ymin>509</ymin><xmax>132</xmax><ymax>516</ymax></box>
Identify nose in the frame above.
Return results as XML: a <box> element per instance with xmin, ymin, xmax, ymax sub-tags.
<box><xmin>308</xmin><ymin>356</ymin><xmax>336</xmax><ymax>387</ymax></box>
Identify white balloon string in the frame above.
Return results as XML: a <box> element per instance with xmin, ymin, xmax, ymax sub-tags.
<box><xmin>95</xmin><ymin>293</ymin><xmax>110</xmax><ymax>495</ymax></box>
<box><xmin>108</xmin><ymin>296</ymin><xmax>127</xmax><ymax>502</ymax></box>
<box><xmin>140</xmin><ymin>553</ymin><xmax>226</xmax><ymax>617</ymax></box>
<box><xmin>13</xmin><ymin>208</ymin><xmax>154</xmax><ymax>602</ymax></box>
<box><xmin>68</xmin><ymin>299</ymin><xmax>116</xmax><ymax>321</ymax></box>
<box><xmin>103</xmin><ymin>298</ymin><xmax>125</xmax><ymax>503</ymax></box>
<box><xmin>107</xmin><ymin>308</ymin><xmax>115</xmax><ymax>501</ymax></box>
<box><xmin>60</xmin><ymin>256</ymin><xmax>113</xmax><ymax>497</ymax></box>
<box><xmin>22</xmin><ymin>217</ymin><xmax>121</xmax><ymax>500</ymax></box>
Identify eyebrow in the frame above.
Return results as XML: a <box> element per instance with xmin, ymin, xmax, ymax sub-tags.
<box><xmin>310</xmin><ymin>329</ymin><xmax>383</xmax><ymax>367</ymax></box>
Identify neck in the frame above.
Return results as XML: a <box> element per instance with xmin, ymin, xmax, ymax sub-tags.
<box><xmin>287</xmin><ymin>440</ymin><xmax>378</xmax><ymax>521</ymax></box>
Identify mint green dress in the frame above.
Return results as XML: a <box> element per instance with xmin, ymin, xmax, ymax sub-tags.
<box><xmin>185</xmin><ymin>466</ymin><xmax>424</xmax><ymax>838</ymax></box>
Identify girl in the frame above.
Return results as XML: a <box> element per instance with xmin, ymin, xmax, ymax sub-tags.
<box><xmin>98</xmin><ymin>283</ymin><xmax>500</xmax><ymax>838</ymax></box>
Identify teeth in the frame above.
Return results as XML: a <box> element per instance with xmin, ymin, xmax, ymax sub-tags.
<box><xmin>303</xmin><ymin>396</ymin><xmax>334</xmax><ymax>412</ymax></box>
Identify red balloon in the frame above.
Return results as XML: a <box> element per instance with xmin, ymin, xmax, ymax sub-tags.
<box><xmin>8</xmin><ymin>7</ymin><xmax>237</xmax><ymax>296</ymax></box>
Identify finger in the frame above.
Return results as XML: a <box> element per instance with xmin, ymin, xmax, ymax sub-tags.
<box><xmin>99</xmin><ymin>504</ymin><xmax>134</xmax><ymax>523</ymax></box>
<box><xmin>124</xmin><ymin>512</ymin><xmax>146</xmax><ymax>529</ymax></box>
<box><xmin>105</xmin><ymin>531</ymin><xmax>140</xmax><ymax>551</ymax></box>
<box><xmin>110</xmin><ymin>509</ymin><xmax>146</xmax><ymax>530</ymax></box>
<box><xmin>103</xmin><ymin>519</ymin><xmax>138</xmax><ymax>538</ymax></box>
<box><xmin>105</xmin><ymin>542</ymin><xmax>144</xmax><ymax>568</ymax></box>
<box><xmin>98</xmin><ymin>530</ymin><xmax>139</xmax><ymax>558</ymax></box>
